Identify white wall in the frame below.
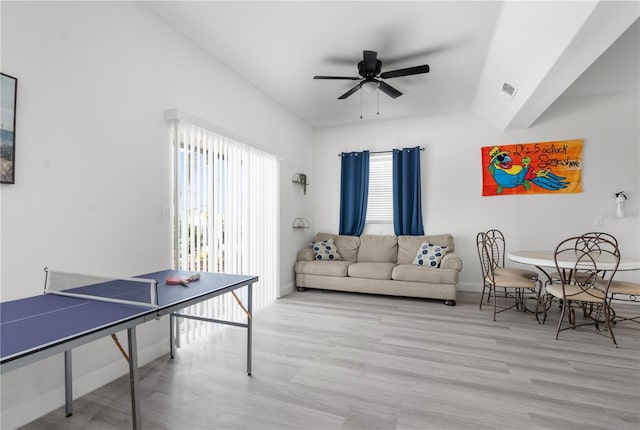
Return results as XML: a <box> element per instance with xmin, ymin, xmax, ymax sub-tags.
<box><xmin>0</xmin><ymin>2</ymin><xmax>313</xmax><ymax>427</ymax></box>
<box><xmin>313</xmin><ymin>91</ymin><xmax>640</xmax><ymax>291</ymax></box>
<box><xmin>1</xmin><ymin>2</ymin><xmax>638</xmax><ymax>428</ymax></box>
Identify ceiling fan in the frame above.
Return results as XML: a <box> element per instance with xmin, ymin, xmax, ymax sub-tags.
<box><xmin>314</xmin><ymin>50</ymin><xmax>430</xmax><ymax>100</ymax></box>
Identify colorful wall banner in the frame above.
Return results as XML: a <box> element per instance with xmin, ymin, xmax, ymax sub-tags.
<box><xmin>481</xmin><ymin>139</ymin><xmax>583</xmax><ymax>196</ymax></box>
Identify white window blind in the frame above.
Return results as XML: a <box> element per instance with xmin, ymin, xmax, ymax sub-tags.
<box><xmin>170</xmin><ymin>120</ymin><xmax>278</xmax><ymax>342</ymax></box>
<box><xmin>366</xmin><ymin>153</ymin><xmax>393</xmax><ymax>223</ymax></box>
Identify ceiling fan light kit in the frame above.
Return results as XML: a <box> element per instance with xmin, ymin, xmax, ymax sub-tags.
<box><xmin>362</xmin><ymin>81</ymin><xmax>379</xmax><ymax>92</ymax></box>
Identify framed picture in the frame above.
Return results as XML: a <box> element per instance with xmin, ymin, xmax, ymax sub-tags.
<box><xmin>1</xmin><ymin>72</ymin><xmax>17</xmax><ymax>184</ymax></box>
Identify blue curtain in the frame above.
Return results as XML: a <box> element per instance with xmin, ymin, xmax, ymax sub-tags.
<box><xmin>339</xmin><ymin>151</ymin><xmax>370</xmax><ymax>236</ymax></box>
<box><xmin>393</xmin><ymin>147</ymin><xmax>424</xmax><ymax>236</ymax></box>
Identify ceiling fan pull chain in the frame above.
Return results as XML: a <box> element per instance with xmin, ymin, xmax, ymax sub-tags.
<box><xmin>377</xmin><ymin>88</ymin><xmax>380</xmax><ymax>115</ymax></box>
<box><xmin>360</xmin><ymin>89</ymin><xmax>363</xmax><ymax>119</ymax></box>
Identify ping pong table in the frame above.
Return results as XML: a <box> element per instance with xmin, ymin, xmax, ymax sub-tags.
<box><xmin>0</xmin><ymin>268</ymin><xmax>258</xmax><ymax>429</ymax></box>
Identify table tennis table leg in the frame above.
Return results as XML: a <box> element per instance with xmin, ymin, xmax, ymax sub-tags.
<box><xmin>64</xmin><ymin>350</ymin><xmax>73</xmax><ymax>417</ymax></box>
<box><xmin>127</xmin><ymin>327</ymin><xmax>142</xmax><ymax>430</ymax></box>
<box><xmin>247</xmin><ymin>283</ymin><xmax>253</xmax><ymax>376</ymax></box>
<box><xmin>169</xmin><ymin>311</ymin><xmax>180</xmax><ymax>359</ymax></box>
<box><xmin>169</xmin><ymin>312</ymin><xmax>175</xmax><ymax>358</ymax></box>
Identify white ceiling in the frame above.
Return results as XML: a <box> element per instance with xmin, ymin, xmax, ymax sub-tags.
<box><xmin>143</xmin><ymin>1</ymin><xmax>639</xmax><ymax>130</ymax></box>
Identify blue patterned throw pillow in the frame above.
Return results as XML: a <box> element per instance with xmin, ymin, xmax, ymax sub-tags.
<box><xmin>311</xmin><ymin>238</ymin><xmax>341</xmax><ymax>261</ymax></box>
<box><xmin>413</xmin><ymin>242</ymin><xmax>448</xmax><ymax>267</ymax></box>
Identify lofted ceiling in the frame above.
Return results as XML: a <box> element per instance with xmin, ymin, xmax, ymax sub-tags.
<box><xmin>143</xmin><ymin>1</ymin><xmax>639</xmax><ymax>130</ymax></box>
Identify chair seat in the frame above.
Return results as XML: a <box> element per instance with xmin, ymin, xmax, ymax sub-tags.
<box><xmin>486</xmin><ymin>274</ymin><xmax>537</xmax><ymax>289</ymax></box>
<box><xmin>548</xmin><ymin>271</ymin><xmax>593</xmax><ymax>283</ymax></box>
<box><xmin>495</xmin><ymin>267</ymin><xmax>538</xmax><ymax>280</ymax></box>
<box><xmin>599</xmin><ymin>280</ymin><xmax>640</xmax><ymax>324</ymax></box>
<box><xmin>546</xmin><ymin>284</ymin><xmax>606</xmax><ymax>303</ymax></box>
<box><xmin>595</xmin><ymin>279</ymin><xmax>640</xmax><ymax>295</ymax></box>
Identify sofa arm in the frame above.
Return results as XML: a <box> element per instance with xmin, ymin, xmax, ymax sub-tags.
<box><xmin>297</xmin><ymin>248</ymin><xmax>315</xmax><ymax>262</ymax></box>
<box><xmin>440</xmin><ymin>253</ymin><xmax>463</xmax><ymax>271</ymax></box>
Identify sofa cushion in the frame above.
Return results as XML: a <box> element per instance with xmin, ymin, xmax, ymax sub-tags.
<box><xmin>313</xmin><ymin>233</ymin><xmax>360</xmax><ymax>263</ymax></box>
<box><xmin>313</xmin><ymin>232</ymin><xmax>335</xmax><ymax>242</ymax></box>
<box><xmin>413</xmin><ymin>242</ymin><xmax>448</xmax><ymax>267</ymax></box>
<box><xmin>334</xmin><ymin>235</ymin><xmax>360</xmax><ymax>263</ymax></box>
<box><xmin>357</xmin><ymin>235</ymin><xmax>398</xmax><ymax>263</ymax></box>
<box><xmin>348</xmin><ymin>262</ymin><xmax>395</xmax><ymax>280</ymax></box>
<box><xmin>392</xmin><ymin>264</ymin><xmax>458</xmax><ymax>284</ymax></box>
<box><xmin>295</xmin><ymin>260</ymin><xmax>352</xmax><ymax>277</ymax></box>
<box><xmin>311</xmin><ymin>238</ymin><xmax>341</xmax><ymax>261</ymax></box>
<box><xmin>397</xmin><ymin>234</ymin><xmax>455</xmax><ymax>264</ymax></box>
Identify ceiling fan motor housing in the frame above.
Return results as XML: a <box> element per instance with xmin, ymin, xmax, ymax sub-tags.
<box><xmin>358</xmin><ymin>59</ymin><xmax>382</xmax><ymax>77</ymax></box>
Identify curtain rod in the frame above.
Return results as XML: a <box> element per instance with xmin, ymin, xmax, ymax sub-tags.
<box><xmin>337</xmin><ymin>147</ymin><xmax>424</xmax><ymax>156</ymax></box>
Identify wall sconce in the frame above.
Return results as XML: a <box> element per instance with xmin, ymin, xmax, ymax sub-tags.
<box><xmin>615</xmin><ymin>191</ymin><xmax>627</xmax><ymax>218</ymax></box>
<box><xmin>292</xmin><ymin>217</ymin><xmax>310</xmax><ymax>229</ymax></box>
<box><xmin>292</xmin><ymin>173</ymin><xmax>308</xmax><ymax>195</ymax></box>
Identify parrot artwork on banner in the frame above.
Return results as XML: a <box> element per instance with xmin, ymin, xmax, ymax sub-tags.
<box><xmin>481</xmin><ymin>139</ymin><xmax>583</xmax><ymax>196</ymax></box>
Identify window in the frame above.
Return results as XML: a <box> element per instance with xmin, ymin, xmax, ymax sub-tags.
<box><xmin>170</xmin><ymin>119</ymin><xmax>278</xmax><ymax>340</ymax></box>
<box><xmin>366</xmin><ymin>153</ymin><xmax>393</xmax><ymax>223</ymax></box>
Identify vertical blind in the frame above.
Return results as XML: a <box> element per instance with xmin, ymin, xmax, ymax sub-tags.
<box><xmin>171</xmin><ymin>120</ymin><xmax>279</xmax><ymax>342</ymax></box>
<box><xmin>366</xmin><ymin>153</ymin><xmax>393</xmax><ymax>223</ymax></box>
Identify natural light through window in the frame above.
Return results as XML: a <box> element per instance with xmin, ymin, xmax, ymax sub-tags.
<box><xmin>170</xmin><ymin>119</ymin><xmax>278</xmax><ymax>341</ymax></box>
<box><xmin>366</xmin><ymin>153</ymin><xmax>393</xmax><ymax>223</ymax></box>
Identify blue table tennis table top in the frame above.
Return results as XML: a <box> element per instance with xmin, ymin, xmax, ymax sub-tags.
<box><xmin>1</xmin><ymin>270</ymin><xmax>258</xmax><ymax>369</ymax></box>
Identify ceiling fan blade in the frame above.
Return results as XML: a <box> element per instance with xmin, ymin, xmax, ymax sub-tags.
<box><xmin>383</xmin><ymin>44</ymin><xmax>452</xmax><ymax>66</ymax></box>
<box><xmin>378</xmin><ymin>81</ymin><xmax>402</xmax><ymax>98</ymax></box>
<box><xmin>338</xmin><ymin>82</ymin><xmax>363</xmax><ymax>99</ymax></box>
<box><xmin>314</xmin><ymin>75</ymin><xmax>361</xmax><ymax>80</ymax></box>
<box><xmin>380</xmin><ymin>64</ymin><xmax>430</xmax><ymax>79</ymax></box>
<box><xmin>363</xmin><ymin>50</ymin><xmax>378</xmax><ymax>74</ymax></box>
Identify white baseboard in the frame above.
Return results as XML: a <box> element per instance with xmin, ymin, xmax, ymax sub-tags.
<box><xmin>457</xmin><ymin>281</ymin><xmax>483</xmax><ymax>293</ymax></box>
<box><xmin>279</xmin><ymin>281</ymin><xmax>295</xmax><ymax>297</ymax></box>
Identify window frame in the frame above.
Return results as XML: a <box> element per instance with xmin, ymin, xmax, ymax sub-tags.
<box><xmin>366</xmin><ymin>152</ymin><xmax>393</xmax><ymax>224</ymax></box>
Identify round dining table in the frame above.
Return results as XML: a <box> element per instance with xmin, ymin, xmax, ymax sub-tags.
<box><xmin>508</xmin><ymin>250</ymin><xmax>640</xmax><ymax>272</ymax></box>
<box><xmin>508</xmin><ymin>250</ymin><xmax>640</xmax><ymax>288</ymax></box>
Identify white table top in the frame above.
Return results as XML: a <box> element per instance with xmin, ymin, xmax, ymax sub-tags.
<box><xmin>508</xmin><ymin>250</ymin><xmax>640</xmax><ymax>271</ymax></box>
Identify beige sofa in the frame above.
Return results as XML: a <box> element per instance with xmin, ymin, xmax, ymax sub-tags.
<box><xmin>295</xmin><ymin>233</ymin><xmax>463</xmax><ymax>305</ymax></box>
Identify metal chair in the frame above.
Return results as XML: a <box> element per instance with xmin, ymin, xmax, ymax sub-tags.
<box><xmin>477</xmin><ymin>231</ymin><xmax>490</xmax><ymax>307</ymax></box>
<box><xmin>478</xmin><ymin>231</ymin><xmax>539</xmax><ymax>321</ymax></box>
<box><xmin>544</xmin><ymin>234</ymin><xmax>620</xmax><ymax>347</ymax></box>
<box><xmin>548</xmin><ymin>232</ymin><xmax>619</xmax><ymax>285</ymax></box>
<box><xmin>477</xmin><ymin>230</ymin><xmax>540</xmax><ymax>313</ymax></box>
<box><xmin>604</xmin><ymin>280</ymin><xmax>640</xmax><ymax>324</ymax></box>
<box><xmin>580</xmin><ymin>234</ymin><xmax>639</xmax><ymax>325</ymax></box>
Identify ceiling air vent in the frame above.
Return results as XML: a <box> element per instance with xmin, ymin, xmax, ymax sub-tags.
<box><xmin>502</xmin><ymin>82</ymin><xmax>517</xmax><ymax>99</ymax></box>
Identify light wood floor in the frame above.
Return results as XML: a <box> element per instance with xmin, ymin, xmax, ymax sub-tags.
<box><xmin>20</xmin><ymin>290</ymin><xmax>640</xmax><ymax>430</ymax></box>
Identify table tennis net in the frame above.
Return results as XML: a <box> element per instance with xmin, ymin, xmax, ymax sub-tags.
<box><xmin>44</xmin><ymin>268</ymin><xmax>158</xmax><ymax>308</ymax></box>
